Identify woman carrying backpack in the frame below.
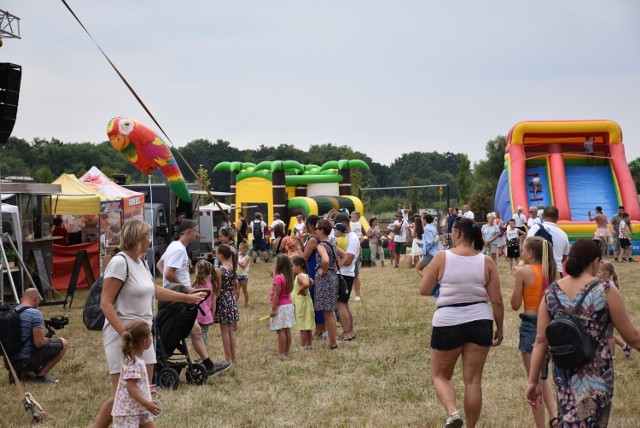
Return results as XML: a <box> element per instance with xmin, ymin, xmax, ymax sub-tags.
<box><xmin>93</xmin><ymin>220</ymin><xmax>207</xmax><ymax>428</ymax></box>
<box><xmin>525</xmin><ymin>239</ymin><xmax>640</xmax><ymax>427</ymax></box>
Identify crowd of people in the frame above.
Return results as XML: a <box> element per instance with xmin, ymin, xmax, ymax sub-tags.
<box><xmin>6</xmin><ymin>203</ymin><xmax>640</xmax><ymax>427</ymax></box>
<box><xmin>421</xmin><ymin>204</ymin><xmax>640</xmax><ymax>427</ymax></box>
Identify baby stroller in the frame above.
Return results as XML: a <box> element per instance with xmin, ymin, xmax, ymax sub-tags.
<box><xmin>154</xmin><ymin>284</ymin><xmax>211</xmax><ymax>389</ymax></box>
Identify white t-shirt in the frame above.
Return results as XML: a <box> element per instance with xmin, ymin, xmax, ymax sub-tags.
<box><xmin>506</xmin><ymin>227</ymin><xmax>520</xmax><ymax>241</ymax></box>
<box><xmin>512</xmin><ymin>213</ymin><xmax>527</xmax><ymax>227</ymax></box>
<box><xmin>462</xmin><ymin>211</ymin><xmax>475</xmax><ymax>220</ymax></box>
<box><xmin>393</xmin><ymin>219</ymin><xmax>409</xmax><ymax>243</ymax></box>
<box><xmin>271</xmin><ymin>219</ymin><xmax>285</xmax><ymax>239</ymax></box>
<box><xmin>294</xmin><ymin>222</ymin><xmax>305</xmax><ymax>237</ymax></box>
<box><xmin>527</xmin><ymin>217</ymin><xmax>542</xmax><ymax>228</ymax></box>
<box><xmin>584</xmin><ymin>138</ymin><xmax>594</xmax><ymax>154</ymax></box>
<box><xmin>526</xmin><ymin>222</ymin><xmax>570</xmax><ymax>273</ymax></box>
<box><xmin>350</xmin><ymin>221</ymin><xmax>363</xmax><ymax>239</ymax></box>
<box><xmin>161</xmin><ymin>240</ymin><xmax>190</xmax><ymax>287</ymax></box>
<box><xmin>340</xmin><ymin>232</ymin><xmax>360</xmax><ymax>277</ymax></box>
<box><xmin>237</xmin><ymin>254</ymin><xmax>250</xmax><ymax>276</ymax></box>
<box><xmin>102</xmin><ymin>253</ymin><xmax>155</xmax><ymax>345</ymax></box>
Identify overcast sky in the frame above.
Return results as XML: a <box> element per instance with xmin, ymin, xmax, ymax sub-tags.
<box><xmin>2</xmin><ymin>1</ymin><xmax>640</xmax><ymax>166</ymax></box>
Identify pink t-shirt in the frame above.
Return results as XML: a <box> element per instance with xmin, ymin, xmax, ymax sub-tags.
<box><xmin>194</xmin><ymin>280</ymin><xmax>214</xmax><ymax>325</ymax></box>
<box><xmin>270</xmin><ymin>274</ymin><xmax>292</xmax><ymax>306</ymax></box>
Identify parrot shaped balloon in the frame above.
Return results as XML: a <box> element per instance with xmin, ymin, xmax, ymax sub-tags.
<box><xmin>107</xmin><ymin>117</ymin><xmax>191</xmax><ymax>202</ymax></box>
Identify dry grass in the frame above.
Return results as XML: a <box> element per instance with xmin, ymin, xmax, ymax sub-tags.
<box><xmin>2</xmin><ymin>257</ymin><xmax>640</xmax><ymax>427</ymax></box>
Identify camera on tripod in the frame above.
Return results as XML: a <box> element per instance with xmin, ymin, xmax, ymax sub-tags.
<box><xmin>44</xmin><ymin>316</ymin><xmax>69</xmax><ymax>338</ymax></box>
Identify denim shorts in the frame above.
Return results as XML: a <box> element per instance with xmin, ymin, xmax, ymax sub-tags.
<box><xmin>420</xmin><ymin>253</ymin><xmax>434</xmax><ymax>266</ymax></box>
<box><xmin>518</xmin><ymin>314</ymin><xmax>538</xmax><ymax>353</ymax></box>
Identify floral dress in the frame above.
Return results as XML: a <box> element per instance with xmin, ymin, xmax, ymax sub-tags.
<box><xmin>545</xmin><ymin>280</ymin><xmax>613</xmax><ymax>427</ymax></box>
<box><xmin>313</xmin><ymin>241</ymin><xmax>339</xmax><ymax>311</ymax></box>
<box><xmin>214</xmin><ymin>267</ymin><xmax>239</xmax><ymax>324</ymax></box>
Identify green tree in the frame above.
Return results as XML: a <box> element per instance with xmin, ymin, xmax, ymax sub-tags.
<box><xmin>195</xmin><ymin>166</ymin><xmax>211</xmax><ymax>205</ymax></box>
<box><xmin>468</xmin><ymin>179</ymin><xmax>496</xmax><ymax>220</ymax></box>
<box><xmin>456</xmin><ymin>154</ymin><xmax>473</xmax><ymax>202</ymax></box>
<box><xmin>473</xmin><ymin>135</ymin><xmax>506</xmax><ymax>188</ymax></box>
<box><xmin>408</xmin><ymin>176</ymin><xmax>419</xmax><ymax>214</ymax></box>
<box><xmin>34</xmin><ymin>166</ymin><xmax>54</xmax><ymax>183</ymax></box>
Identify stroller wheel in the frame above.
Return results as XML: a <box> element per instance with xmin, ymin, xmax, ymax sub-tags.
<box><xmin>186</xmin><ymin>363</ymin><xmax>208</xmax><ymax>385</ymax></box>
<box><xmin>157</xmin><ymin>367</ymin><xmax>180</xmax><ymax>390</ymax></box>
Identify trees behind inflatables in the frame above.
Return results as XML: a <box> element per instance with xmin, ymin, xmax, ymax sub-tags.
<box><xmin>213</xmin><ymin>159</ymin><xmax>370</xmax><ymax>230</ymax></box>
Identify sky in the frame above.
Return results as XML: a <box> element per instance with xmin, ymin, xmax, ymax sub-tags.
<box><xmin>2</xmin><ymin>1</ymin><xmax>640</xmax><ymax>166</ymax></box>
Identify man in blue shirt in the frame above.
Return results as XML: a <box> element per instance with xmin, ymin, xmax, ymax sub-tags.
<box><xmin>12</xmin><ymin>288</ymin><xmax>68</xmax><ymax>383</ymax></box>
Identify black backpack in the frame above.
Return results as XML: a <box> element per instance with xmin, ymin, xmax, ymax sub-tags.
<box><xmin>0</xmin><ymin>306</ymin><xmax>30</xmax><ymax>358</ymax></box>
<box><xmin>252</xmin><ymin>220</ymin><xmax>263</xmax><ymax>240</ymax></box>
<box><xmin>543</xmin><ymin>280</ymin><xmax>603</xmax><ymax>376</ymax></box>
<box><xmin>534</xmin><ymin>221</ymin><xmax>553</xmax><ymax>245</ymax></box>
<box><xmin>82</xmin><ymin>253</ymin><xmax>129</xmax><ymax>331</ymax></box>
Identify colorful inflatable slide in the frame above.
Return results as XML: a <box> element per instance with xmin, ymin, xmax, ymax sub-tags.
<box><xmin>494</xmin><ymin>120</ymin><xmax>639</xmax><ymax>243</ymax></box>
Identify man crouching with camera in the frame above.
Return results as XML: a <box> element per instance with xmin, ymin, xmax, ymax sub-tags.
<box><xmin>11</xmin><ymin>288</ymin><xmax>69</xmax><ymax>384</ymax></box>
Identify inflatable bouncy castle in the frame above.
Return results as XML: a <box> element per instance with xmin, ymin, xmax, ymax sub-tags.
<box><xmin>494</xmin><ymin>120</ymin><xmax>639</xmax><ymax>243</ymax></box>
<box><xmin>213</xmin><ymin>160</ymin><xmax>370</xmax><ymax>233</ymax></box>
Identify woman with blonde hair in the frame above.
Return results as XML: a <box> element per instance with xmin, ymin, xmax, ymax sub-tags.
<box><xmin>94</xmin><ymin>220</ymin><xmax>207</xmax><ymax>427</ymax></box>
<box><xmin>511</xmin><ymin>237</ymin><xmax>559</xmax><ymax>427</ymax></box>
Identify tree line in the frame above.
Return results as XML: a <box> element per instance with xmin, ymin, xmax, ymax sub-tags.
<box><xmin>7</xmin><ymin>134</ymin><xmax>610</xmax><ymax>217</ymax></box>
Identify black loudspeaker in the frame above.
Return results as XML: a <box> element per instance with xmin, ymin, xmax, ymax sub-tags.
<box><xmin>0</xmin><ymin>63</ymin><xmax>22</xmax><ymax>145</ymax></box>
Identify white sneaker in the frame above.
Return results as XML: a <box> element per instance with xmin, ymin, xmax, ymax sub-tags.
<box><xmin>321</xmin><ymin>331</ymin><xmax>328</xmax><ymax>341</ymax></box>
<box><xmin>354</xmin><ymin>296</ymin><xmax>361</xmax><ymax>302</ymax></box>
<box><xmin>444</xmin><ymin>411</ymin><xmax>463</xmax><ymax>428</ymax></box>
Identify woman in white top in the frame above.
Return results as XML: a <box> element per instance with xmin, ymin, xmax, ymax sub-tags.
<box><xmin>410</xmin><ymin>213</ymin><xmax>425</xmax><ymax>267</ymax></box>
<box><xmin>420</xmin><ymin>217</ymin><xmax>504</xmax><ymax>428</ymax></box>
<box><xmin>94</xmin><ymin>220</ymin><xmax>206</xmax><ymax>428</ymax></box>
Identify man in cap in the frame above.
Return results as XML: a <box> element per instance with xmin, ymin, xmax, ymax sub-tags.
<box><xmin>157</xmin><ymin>220</ymin><xmax>231</xmax><ymax>376</ymax></box>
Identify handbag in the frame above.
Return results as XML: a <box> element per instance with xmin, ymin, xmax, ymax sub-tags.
<box><xmin>324</xmin><ymin>242</ymin><xmax>349</xmax><ymax>299</ymax></box>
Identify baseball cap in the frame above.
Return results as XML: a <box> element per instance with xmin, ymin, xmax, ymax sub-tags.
<box><xmin>333</xmin><ymin>223</ymin><xmax>347</xmax><ymax>233</ymax></box>
<box><xmin>395</xmin><ymin>211</ymin><xmax>403</xmax><ymax>217</ymax></box>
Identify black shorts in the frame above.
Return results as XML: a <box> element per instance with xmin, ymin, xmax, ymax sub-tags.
<box><xmin>394</xmin><ymin>242</ymin><xmax>407</xmax><ymax>255</ymax></box>
<box><xmin>620</xmin><ymin>238</ymin><xmax>631</xmax><ymax>249</ymax></box>
<box><xmin>252</xmin><ymin>239</ymin><xmax>269</xmax><ymax>252</ymax></box>
<box><xmin>430</xmin><ymin>320</ymin><xmax>493</xmax><ymax>350</ymax></box>
<box><xmin>17</xmin><ymin>339</ymin><xmax>64</xmax><ymax>372</ymax></box>
<box><xmin>507</xmin><ymin>244</ymin><xmax>520</xmax><ymax>259</ymax></box>
<box><xmin>337</xmin><ymin>275</ymin><xmax>354</xmax><ymax>304</ymax></box>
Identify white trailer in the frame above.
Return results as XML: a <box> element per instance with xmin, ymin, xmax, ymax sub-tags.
<box><xmin>191</xmin><ymin>202</ymin><xmax>232</xmax><ymax>262</ymax></box>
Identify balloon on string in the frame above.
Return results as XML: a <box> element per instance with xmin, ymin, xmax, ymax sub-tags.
<box><xmin>106</xmin><ymin>117</ymin><xmax>191</xmax><ymax>202</ymax></box>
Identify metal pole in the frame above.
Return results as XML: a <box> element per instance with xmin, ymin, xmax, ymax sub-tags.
<box><xmin>147</xmin><ymin>175</ymin><xmax>156</xmax><ymax>277</ymax></box>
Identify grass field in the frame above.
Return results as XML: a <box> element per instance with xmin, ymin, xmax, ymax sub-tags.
<box><xmin>1</xmin><ymin>256</ymin><xmax>639</xmax><ymax>427</ymax></box>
